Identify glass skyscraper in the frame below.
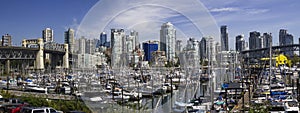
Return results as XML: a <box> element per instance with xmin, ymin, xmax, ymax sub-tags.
<box><xmin>220</xmin><ymin>25</ymin><xmax>228</xmax><ymax>51</ymax></box>
<box><xmin>99</xmin><ymin>32</ymin><xmax>107</xmax><ymax>47</ymax></box>
<box><xmin>143</xmin><ymin>41</ymin><xmax>158</xmax><ymax>61</ymax></box>
<box><xmin>235</xmin><ymin>35</ymin><xmax>245</xmax><ymax>52</ymax></box>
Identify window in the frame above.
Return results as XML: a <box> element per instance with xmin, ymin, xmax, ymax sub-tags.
<box><xmin>50</xmin><ymin>109</ymin><xmax>57</xmax><ymax>112</ymax></box>
<box><xmin>33</xmin><ymin>109</ymin><xmax>45</xmax><ymax>113</ymax></box>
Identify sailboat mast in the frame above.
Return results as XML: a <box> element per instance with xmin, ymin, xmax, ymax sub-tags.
<box><xmin>208</xmin><ymin>39</ymin><xmax>214</xmax><ymax>110</ymax></box>
<box><xmin>269</xmin><ymin>33</ymin><xmax>272</xmax><ymax>93</ymax></box>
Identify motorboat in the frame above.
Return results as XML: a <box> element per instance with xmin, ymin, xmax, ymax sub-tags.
<box><xmin>175</xmin><ymin>101</ymin><xmax>193</xmax><ymax>107</ymax></box>
<box><xmin>123</xmin><ymin>89</ymin><xmax>142</xmax><ymax>99</ymax></box>
<box><xmin>214</xmin><ymin>100</ymin><xmax>227</xmax><ymax>111</ymax></box>
<box><xmin>284</xmin><ymin>100</ymin><xmax>299</xmax><ymax>112</ymax></box>
<box><xmin>162</xmin><ymin>83</ymin><xmax>176</xmax><ymax>92</ymax></box>
<box><xmin>152</xmin><ymin>86</ymin><xmax>167</xmax><ymax>95</ymax></box>
<box><xmin>106</xmin><ymin>94</ymin><xmax>130</xmax><ymax>101</ymax></box>
<box><xmin>25</xmin><ymin>84</ymin><xmax>46</xmax><ymax>93</ymax></box>
<box><xmin>90</xmin><ymin>96</ymin><xmax>103</xmax><ymax>102</ymax></box>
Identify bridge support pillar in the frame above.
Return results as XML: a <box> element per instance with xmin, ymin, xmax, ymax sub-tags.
<box><xmin>5</xmin><ymin>60</ymin><xmax>10</xmax><ymax>74</ymax></box>
<box><xmin>22</xmin><ymin>39</ymin><xmax>27</xmax><ymax>47</ymax></box>
<box><xmin>35</xmin><ymin>38</ymin><xmax>44</xmax><ymax>70</ymax></box>
<box><xmin>63</xmin><ymin>44</ymin><xmax>69</xmax><ymax>69</ymax></box>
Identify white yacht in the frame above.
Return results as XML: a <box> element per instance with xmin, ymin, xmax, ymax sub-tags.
<box><xmin>25</xmin><ymin>83</ymin><xmax>47</xmax><ymax>93</ymax></box>
<box><xmin>123</xmin><ymin>89</ymin><xmax>142</xmax><ymax>98</ymax></box>
<box><xmin>284</xmin><ymin>100</ymin><xmax>299</xmax><ymax>113</ymax></box>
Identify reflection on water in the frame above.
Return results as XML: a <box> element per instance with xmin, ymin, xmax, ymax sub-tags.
<box><xmin>78</xmin><ymin>68</ymin><xmax>228</xmax><ymax>113</ymax></box>
<box><xmin>82</xmin><ymin>81</ymin><xmax>210</xmax><ymax>113</ymax></box>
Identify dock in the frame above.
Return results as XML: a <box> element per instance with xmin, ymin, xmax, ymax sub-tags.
<box><xmin>4</xmin><ymin>90</ymin><xmax>76</xmax><ymax>100</ymax></box>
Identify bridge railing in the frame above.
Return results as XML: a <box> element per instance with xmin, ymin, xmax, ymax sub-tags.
<box><xmin>44</xmin><ymin>42</ymin><xmax>65</xmax><ymax>52</ymax></box>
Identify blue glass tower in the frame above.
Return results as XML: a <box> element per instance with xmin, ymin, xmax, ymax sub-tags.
<box><xmin>143</xmin><ymin>42</ymin><xmax>158</xmax><ymax>61</ymax></box>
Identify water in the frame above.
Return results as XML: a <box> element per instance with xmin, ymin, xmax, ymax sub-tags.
<box><xmin>78</xmin><ymin>68</ymin><xmax>218</xmax><ymax>113</ymax></box>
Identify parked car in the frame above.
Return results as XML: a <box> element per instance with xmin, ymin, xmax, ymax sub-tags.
<box><xmin>44</xmin><ymin>107</ymin><xmax>63</xmax><ymax>113</ymax></box>
<box><xmin>66</xmin><ymin>111</ymin><xmax>85</xmax><ymax>113</ymax></box>
<box><xmin>20</xmin><ymin>107</ymin><xmax>63</xmax><ymax>113</ymax></box>
<box><xmin>0</xmin><ymin>103</ymin><xmax>25</xmax><ymax>113</ymax></box>
<box><xmin>9</xmin><ymin>103</ymin><xmax>29</xmax><ymax>113</ymax></box>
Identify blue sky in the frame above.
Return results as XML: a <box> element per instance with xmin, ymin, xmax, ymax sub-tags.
<box><xmin>0</xmin><ymin>0</ymin><xmax>98</xmax><ymax>45</ymax></box>
<box><xmin>0</xmin><ymin>0</ymin><xmax>299</xmax><ymax>49</ymax></box>
<box><xmin>202</xmin><ymin>0</ymin><xmax>300</xmax><ymax>49</ymax></box>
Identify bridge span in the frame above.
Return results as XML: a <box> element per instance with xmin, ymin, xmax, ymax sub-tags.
<box><xmin>241</xmin><ymin>44</ymin><xmax>300</xmax><ymax>63</ymax></box>
<box><xmin>0</xmin><ymin>38</ymin><xmax>71</xmax><ymax>74</ymax></box>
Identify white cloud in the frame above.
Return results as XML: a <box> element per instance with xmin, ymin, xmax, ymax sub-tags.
<box><xmin>246</xmin><ymin>9</ymin><xmax>270</xmax><ymax>14</ymax></box>
<box><xmin>210</xmin><ymin>7</ymin><xmax>240</xmax><ymax>12</ymax></box>
<box><xmin>64</xmin><ymin>18</ymin><xmax>79</xmax><ymax>31</ymax></box>
<box><xmin>76</xmin><ymin>0</ymin><xmax>220</xmax><ymax>42</ymax></box>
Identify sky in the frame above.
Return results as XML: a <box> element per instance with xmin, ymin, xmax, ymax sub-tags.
<box><xmin>0</xmin><ymin>0</ymin><xmax>98</xmax><ymax>45</ymax></box>
<box><xmin>0</xmin><ymin>0</ymin><xmax>299</xmax><ymax>49</ymax></box>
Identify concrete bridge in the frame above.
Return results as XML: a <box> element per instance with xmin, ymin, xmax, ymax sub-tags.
<box><xmin>0</xmin><ymin>38</ymin><xmax>71</xmax><ymax>74</ymax></box>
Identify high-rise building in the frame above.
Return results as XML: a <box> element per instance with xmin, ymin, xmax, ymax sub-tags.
<box><xmin>99</xmin><ymin>32</ymin><xmax>107</xmax><ymax>47</ymax></box>
<box><xmin>93</xmin><ymin>38</ymin><xmax>99</xmax><ymax>50</ymax></box>
<box><xmin>126</xmin><ymin>30</ymin><xmax>139</xmax><ymax>51</ymax></box>
<box><xmin>257</xmin><ymin>36</ymin><xmax>263</xmax><ymax>49</ymax></box>
<box><xmin>235</xmin><ymin>35</ymin><xmax>245</xmax><ymax>52</ymax></box>
<box><xmin>85</xmin><ymin>39</ymin><xmax>95</xmax><ymax>54</ymax></box>
<box><xmin>64</xmin><ymin>28</ymin><xmax>75</xmax><ymax>53</ymax></box>
<box><xmin>130</xmin><ymin>30</ymin><xmax>139</xmax><ymax>49</ymax></box>
<box><xmin>279</xmin><ymin>29</ymin><xmax>287</xmax><ymax>45</ymax></box>
<box><xmin>98</xmin><ymin>32</ymin><xmax>110</xmax><ymax>48</ymax></box>
<box><xmin>199</xmin><ymin>38</ymin><xmax>207</xmax><ymax>61</ymax></box>
<box><xmin>184</xmin><ymin>38</ymin><xmax>200</xmax><ymax>66</ymax></box>
<box><xmin>279</xmin><ymin>29</ymin><xmax>293</xmax><ymax>56</ymax></box>
<box><xmin>220</xmin><ymin>25</ymin><xmax>229</xmax><ymax>51</ymax></box>
<box><xmin>262</xmin><ymin>33</ymin><xmax>272</xmax><ymax>48</ymax></box>
<box><xmin>215</xmin><ymin>42</ymin><xmax>221</xmax><ymax>54</ymax></box>
<box><xmin>279</xmin><ymin>29</ymin><xmax>293</xmax><ymax>46</ymax></box>
<box><xmin>74</xmin><ymin>39</ymin><xmax>79</xmax><ymax>53</ymax></box>
<box><xmin>2</xmin><ymin>34</ymin><xmax>12</xmax><ymax>46</ymax></box>
<box><xmin>249</xmin><ymin>31</ymin><xmax>261</xmax><ymax>49</ymax></box>
<box><xmin>299</xmin><ymin>37</ymin><xmax>300</xmax><ymax>55</ymax></box>
<box><xmin>78</xmin><ymin>36</ymin><xmax>86</xmax><ymax>54</ymax></box>
<box><xmin>42</xmin><ymin>28</ymin><xmax>53</xmax><ymax>42</ymax></box>
<box><xmin>143</xmin><ymin>41</ymin><xmax>158</xmax><ymax>61</ymax></box>
<box><xmin>199</xmin><ymin>37</ymin><xmax>215</xmax><ymax>62</ymax></box>
<box><xmin>186</xmin><ymin>38</ymin><xmax>199</xmax><ymax>53</ymax></box>
<box><xmin>175</xmin><ymin>40</ymin><xmax>182</xmax><ymax>56</ymax></box>
<box><xmin>111</xmin><ymin>29</ymin><xmax>126</xmax><ymax>67</ymax></box>
<box><xmin>160</xmin><ymin>22</ymin><xmax>176</xmax><ymax>62</ymax></box>
<box><xmin>126</xmin><ymin>35</ymin><xmax>134</xmax><ymax>53</ymax></box>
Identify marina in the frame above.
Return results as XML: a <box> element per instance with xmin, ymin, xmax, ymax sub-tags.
<box><xmin>1</xmin><ymin>55</ymin><xmax>300</xmax><ymax>113</ymax></box>
<box><xmin>0</xmin><ymin>58</ymin><xmax>297</xmax><ymax>113</ymax></box>
<box><xmin>0</xmin><ymin>1</ymin><xmax>299</xmax><ymax>112</ymax></box>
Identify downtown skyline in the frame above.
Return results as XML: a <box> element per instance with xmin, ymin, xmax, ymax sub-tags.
<box><xmin>0</xmin><ymin>0</ymin><xmax>300</xmax><ymax>50</ymax></box>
